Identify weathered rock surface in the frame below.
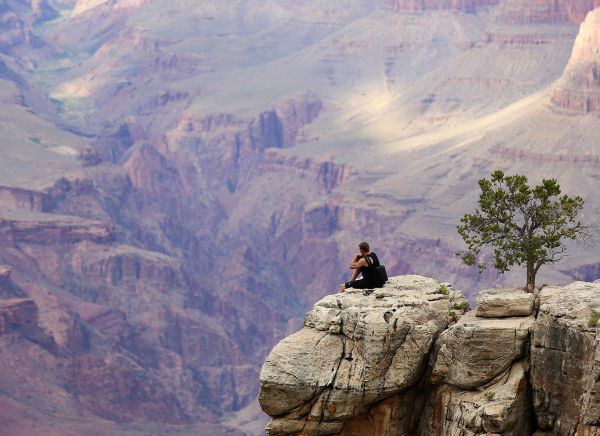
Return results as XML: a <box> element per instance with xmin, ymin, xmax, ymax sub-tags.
<box><xmin>530</xmin><ymin>281</ymin><xmax>600</xmax><ymax>435</ymax></box>
<box><xmin>259</xmin><ymin>275</ymin><xmax>468</xmax><ymax>434</ymax></box>
<box><xmin>261</xmin><ymin>279</ymin><xmax>600</xmax><ymax>435</ymax></box>
<box><xmin>476</xmin><ymin>287</ymin><xmax>534</xmax><ymax>317</ymax></box>
<box><xmin>431</xmin><ymin>312</ymin><xmax>534</xmax><ymax>389</ymax></box>
<box><xmin>420</xmin><ymin>359</ymin><xmax>532</xmax><ymax>435</ymax></box>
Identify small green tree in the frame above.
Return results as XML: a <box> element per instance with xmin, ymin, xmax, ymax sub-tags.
<box><xmin>457</xmin><ymin>170</ymin><xmax>595</xmax><ymax>291</ymax></box>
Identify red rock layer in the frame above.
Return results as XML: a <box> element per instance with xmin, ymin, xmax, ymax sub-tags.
<box><xmin>386</xmin><ymin>0</ymin><xmax>500</xmax><ymax>13</ymax></box>
<box><xmin>499</xmin><ymin>0</ymin><xmax>600</xmax><ymax>25</ymax></box>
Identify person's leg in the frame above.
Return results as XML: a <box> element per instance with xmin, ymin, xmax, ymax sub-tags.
<box><xmin>340</xmin><ymin>279</ymin><xmax>368</xmax><ymax>293</ymax></box>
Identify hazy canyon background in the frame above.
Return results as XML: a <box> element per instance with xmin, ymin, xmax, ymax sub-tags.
<box><xmin>0</xmin><ymin>0</ymin><xmax>599</xmax><ymax>434</ymax></box>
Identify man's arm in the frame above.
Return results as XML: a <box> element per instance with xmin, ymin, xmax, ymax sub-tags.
<box><xmin>350</xmin><ymin>258</ymin><xmax>368</xmax><ymax>270</ymax></box>
<box><xmin>348</xmin><ymin>253</ymin><xmax>362</xmax><ymax>268</ymax></box>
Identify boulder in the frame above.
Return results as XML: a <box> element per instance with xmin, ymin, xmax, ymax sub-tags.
<box><xmin>259</xmin><ymin>275</ymin><xmax>468</xmax><ymax>434</ymax></box>
<box><xmin>431</xmin><ymin>312</ymin><xmax>534</xmax><ymax>389</ymax></box>
<box><xmin>530</xmin><ymin>281</ymin><xmax>600</xmax><ymax>435</ymax></box>
<box><xmin>476</xmin><ymin>288</ymin><xmax>534</xmax><ymax>318</ymax></box>
<box><xmin>537</xmin><ymin>285</ymin><xmax>565</xmax><ymax>306</ymax></box>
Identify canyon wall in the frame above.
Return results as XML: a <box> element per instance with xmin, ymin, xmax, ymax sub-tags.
<box><xmin>259</xmin><ymin>277</ymin><xmax>600</xmax><ymax>435</ymax></box>
<box><xmin>386</xmin><ymin>0</ymin><xmax>600</xmax><ymax>21</ymax></box>
<box><xmin>0</xmin><ymin>0</ymin><xmax>599</xmax><ymax>434</ymax></box>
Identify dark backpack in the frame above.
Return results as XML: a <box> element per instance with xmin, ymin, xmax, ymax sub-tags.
<box><xmin>374</xmin><ymin>264</ymin><xmax>388</xmax><ymax>284</ymax></box>
<box><xmin>365</xmin><ymin>254</ymin><xmax>388</xmax><ymax>285</ymax></box>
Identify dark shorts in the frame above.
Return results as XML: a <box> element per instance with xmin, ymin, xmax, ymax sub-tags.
<box><xmin>345</xmin><ymin>279</ymin><xmax>381</xmax><ymax>289</ymax></box>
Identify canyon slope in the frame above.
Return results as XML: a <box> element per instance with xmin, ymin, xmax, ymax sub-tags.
<box><xmin>0</xmin><ymin>0</ymin><xmax>599</xmax><ymax>433</ymax></box>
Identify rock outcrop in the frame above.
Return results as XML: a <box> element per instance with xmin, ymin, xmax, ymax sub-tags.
<box><xmin>476</xmin><ymin>287</ymin><xmax>535</xmax><ymax>317</ymax></box>
<box><xmin>259</xmin><ymin>275</ymin><xmax>469</xmax><ymax>434</ymax></box>
<box><xmin>531</xmin><ymin>282</ymin><xmax>600</xmax><ymax>434</ymax></box>
<box><xmin>550</xmin><ymin>7</ymin><xmax>600</xmax><ymax>112</ymax></box>
<box><xmin>0</xmin><ymin>211</ymin><xmax>113</xmax><ymax>244</ymax></box>
<box><xmin>259</xmin><ymin>276</ymin><xmax>600</xmax><ymax>435</ymax></box>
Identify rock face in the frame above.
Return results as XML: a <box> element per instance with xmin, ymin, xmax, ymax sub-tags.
<box><xmin>531</xmin><ymin>281</ymin><xmax>600</xmax><ymax>435</ymax></box>
<box><xmin>420</xmin><ymin>359</ymin><xmax>532</xmax><ymax>435</ymax></box>
<box><xmin>550</xmin><ymin>7</ymin><xmax>600</xmax><ymax>112</ymax></box>
<box><xmin>259</xmin><ymin>275</ymin><xmax>469</xmax><ymax>434</ymax></box>
<box><xmin>430</xmin><ymin>312</ymin><xmax>534</xmax><ymax>389</ymax></box>
<box><xmin>259</xmin><ymin>277</ymin><xmax>600</xmax><ymax>435</ymax></box>
<box><xmin>476</xmin><ymin>287</ymin><xmax>534</xmax><ymax>317</ymax></box>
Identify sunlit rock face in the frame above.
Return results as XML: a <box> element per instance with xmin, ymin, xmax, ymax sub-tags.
<box><xmin>550</xmin><ymin>7</ymin><xmax>600</xmax><ymax>112</ymax></box>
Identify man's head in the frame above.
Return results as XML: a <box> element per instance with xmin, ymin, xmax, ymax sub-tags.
<box><xmin>358</xmin><ymin>241</ymin><xmax>370</xmax><ymax>254</ymax></box>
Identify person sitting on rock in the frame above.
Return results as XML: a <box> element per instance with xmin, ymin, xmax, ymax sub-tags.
<box><xmin>338</xmin><ymin>242</ymin><xmax>384</xmax><ymax>293</ymax></box>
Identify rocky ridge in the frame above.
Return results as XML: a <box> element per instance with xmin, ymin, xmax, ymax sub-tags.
<box><xmin>259</xmin><ymin>276</ymin><xmax>600</xmax><ymax>435</ymax></box>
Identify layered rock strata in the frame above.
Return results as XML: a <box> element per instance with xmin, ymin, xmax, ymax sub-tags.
<box><xmin>498</xmin><ymin>0</ymin><xmax>600</xmax><ymax>25</ymax></box>
<box><xmin>385</xmin><ymin>0</ymin><xmax>500</xmax><ymax>13</ymax></box>
<box><xmin>259</xmin><ymin>277</ymin><xmax>600</xmax><ymax>435</ymax></box>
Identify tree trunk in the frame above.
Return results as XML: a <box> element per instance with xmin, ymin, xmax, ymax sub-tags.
<box><xmin>526</xmin><ymin>261</ymin><xmax>535</xmax><ymax>292</ymax></box>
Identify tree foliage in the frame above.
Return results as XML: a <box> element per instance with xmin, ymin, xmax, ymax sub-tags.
<box><xmin>457</xmin><ymin>170</ymin><xmax>595</xmax><ymax>290</ymax></box>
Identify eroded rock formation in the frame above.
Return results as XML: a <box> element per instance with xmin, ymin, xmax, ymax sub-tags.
<box><xmin>259</xmin><ymin>277</ymin><xmax>600</xmax><ymax>435</ymax></box>
<box><xmin>550</xmin><ymin>7</ymin><xmax>600</xmax><ymax>112</ymax></box>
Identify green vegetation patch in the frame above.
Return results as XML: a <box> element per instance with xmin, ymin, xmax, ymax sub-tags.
<box><xmin>589</xmin><ymin>310</ymin><xmax>599</xmax><ymax>328</ymax></box>
<box><xmin>437</xmin><ymin>284</ymin><xmax>449</xmax><ymax>295</ymax></box>
<box><xmin>453</xmin><ymin>302</ymin><xmax>469</xmax><ymax>311</ymax></box>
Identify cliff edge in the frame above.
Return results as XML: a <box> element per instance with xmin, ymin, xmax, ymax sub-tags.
<box><xmin>258</xmin><ymin>275</ymin><xmax>600</xmax><ymax>435</ymax></box>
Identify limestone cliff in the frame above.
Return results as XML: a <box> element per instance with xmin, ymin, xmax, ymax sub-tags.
<box><xmin>259</xmin><ymin>276</ymin><xmax>600</xmax><ymax>435</ymax></box>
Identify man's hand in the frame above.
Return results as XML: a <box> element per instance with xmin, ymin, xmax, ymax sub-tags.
<box><xmin>349</xmin><ymin>253</ymin><xmax>362</xmax><ymax>268</ymax></box>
